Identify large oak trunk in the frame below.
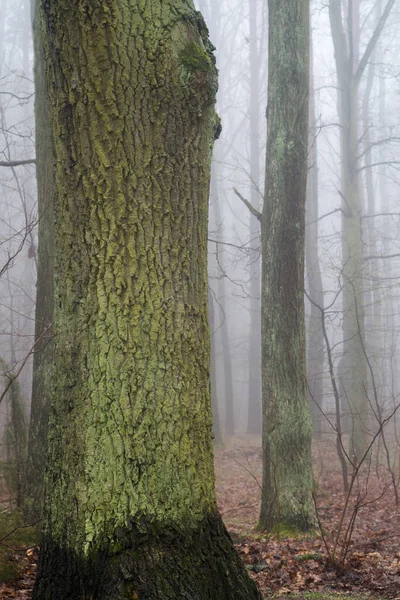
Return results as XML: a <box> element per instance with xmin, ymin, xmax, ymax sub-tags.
<box><xmin>32</xmin><ymin>1</ymin><xmax>261</xmax><ymax>598</ymax></box>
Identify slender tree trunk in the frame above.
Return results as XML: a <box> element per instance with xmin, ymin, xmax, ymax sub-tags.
<box><xmin>6</xmin><ymin>274</ymin><xmax>27</xmax><ymax>508</ymax></box>
<box><xmin>306</xmin><ymin>29</ymin><xmax>324</xmax><ymax>439</ymax></box>
<box><xmin>218</xmin><ymin>277</ymin><xmax>236</xmax><ymax>436</ymax></box>
<box><xmin>329</xmin><ymin>0</ymin><xmax>368</xmax><ymax>458</ymax></box>
<box><xmin>247</xmin><ymin>0</ymin><xmax>262</xmax><ymax>435</ymax></box>
<box><xmin>24</xmin><ymin>0</ymin><xmax>55</xmax><ymax>525</ymax></box>
<box><xmin>339</xmin><ymin>0</ymin><xmax>369</xmax><ymax>460</ymax></box>
<box><xmin>0</xmin><ymin>0</ymin><xmax>7</xmax><ymax>70</ymax></box>
<box><xmin>329</xmin><ymin>0</ymin><xmax>396</xmax><ymax>460</ymax></box>
<box><xmin>377</xmin><ymin>0</ymin><xmax>398</xmax><ymax>413</ymax></box>
<box><xmin>33</xmin><ymin>1</ymin><xmax>261</xmax><ymax>598</ymax></box>
<box><xmin>209</xmin><ymin>290</ymin><xmax>223</xmax><ymax>445</ymax></box>
<box><xmin>362</xmin><ymin>57</ymin><xmax>384</xmax><ymax>416</ymax></box>
<box><xmin>0</xmin><ymin>355</ymin><xmax>27</xmax><ymax>508</ymax></box>
<box><xmin>211</xmin><ymin>164</ymin><xmax>235</xmax><ymax>436</ymax></box>
<box><xmin>259</xmin><ymin>0</ymin><xmax>314</xmax><ymax>532</ymax></box>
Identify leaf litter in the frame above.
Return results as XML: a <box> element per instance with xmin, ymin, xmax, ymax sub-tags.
<box><xmin>3</xmin><ymin>437</ymin><xmax>400</xmax><ymax>598</ymax></box>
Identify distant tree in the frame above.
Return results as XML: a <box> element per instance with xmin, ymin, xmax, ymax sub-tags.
<box><xmin>0</xmin><ymin>356</ymin><xmax>27</xmax><ymax>508</ymax></box>
<box><xmin>209</xmin><ymin>289</ymin><xmax>223</xmax><ymax>445</ymax></box>
<box><xmin>259</xmin><ymin>0</ymin><xmax>314</xmax><ymax>532</ymax></box>
<box><xmin>328</xmin><ymin>0</ymin><xmax>395</xmax><ymax>458</ymax></box>
<box><xmin>306</xmin><ymin>29</ymin><xmax>324</xmax><ymax>439</ymax></box>
<box><xmin>247</xmin><ymin>0</ymin><xmax>263</xmax><ymax>435</ymax></box>
<box><xmin>32</xmin><ymin>1</ymin><xmax>261</xmax><ymax>598</ymax></box>
<box><xmin>210</xmin><ymin>168</ymin><xmax>235</xmax><ymax>437</ymax></box>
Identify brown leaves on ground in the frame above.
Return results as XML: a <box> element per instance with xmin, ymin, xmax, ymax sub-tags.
<box><xmin>0</xmin><ymin>545</ymin><xmax>38</xmax><ymax>599</ymax></box>
<box><xmin>3</xmin><ymin>437</ymin><xmax>400</xmax><ymax>598</ymax></box>
<box><xmin>215</xmin><ymin>437</ymin><xmax>400</xmax><ymax>598</ymax></box>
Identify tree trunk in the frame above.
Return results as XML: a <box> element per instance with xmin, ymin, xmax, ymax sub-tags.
<box><xmin>328</xmin><ymin>0</ymin><xmax>396</xmax><ymax>460</ymax></box>
<box><xmin>337</xmin><ymin>0</ymin><xmax>369</xmax><ymax>461</ymax></box>
<box><xmin>211</xmin><ymin>164</ymin><xmax>235</xmax><ymax>437</ymax></box>
<box><xmin>259</xmin><ymin>0</ymin><xmax>314</xmax><ymax>532</ymax></box>
<box><xmin>306</xmin><ymin>29</ymin><xmax>324</xmax><ymax>439</ymax></box>
<box><xmin>0</xmin><ymin>356</ymin><xmax>27</xmax><ymax>507</ymax></box>
<box><xmin>209</xmin><ymin>290</ymin><xmax>223</xmax><ymax>445</ymax></box>
<box><xmin>33</xmin><ymin>1</ymin><xmax>261</xmax><ymax>598</ymax></box>
<box><xmin>247</xmin><ymin>0</ymin><xmax>262</xmax><ymax>435</ymax></box>
<box><xmin>362</xmin><ymin>56</ymin><xmax>384</xmax><ymax>419</ymax></box>
<box><xmin>218</xmin><ymin>275</ymin><xmax>236</xmax><ymax>437</ymax></box>
<box><xmin>24</xmin><ymin>0</ymin><xmax>55</xmax><ymax>525</ymax></box>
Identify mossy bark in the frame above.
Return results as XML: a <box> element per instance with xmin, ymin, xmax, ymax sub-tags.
<box><xmin>24</xmin><ymin>0</ymin><xmax>55</xmax><ymax>526</ymax></box>
<box><xmin>259</xmin><ymin>0</ymin><xmax>314</xmax><ymax>532</ymax></box>
<box><xmin>32</xmin><ymin>1</ymin><xmax>261</xmax><ymax>598</ymax></box>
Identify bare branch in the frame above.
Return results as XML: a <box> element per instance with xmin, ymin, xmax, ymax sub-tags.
<box><xmin>0</xmin><ymin>324</ymin><xmax>53</xmax><ymax>407</ymax></box>
<box><xmin>307</xmin><ymin>207</ymin><xmax>343</xmax><ymax>225</ymax></box>
<box><xmin>355</xmin><ymin>0</ymin><xmax>396</xmax><ymax>83</ymax></box>
<box><xmin>328</xmin><ymin>0</ymin><xmax>349</xmax><ymax>81</ymax></box>
<box><xmin>365</xmin><ymin>253</ymin><xmax>400</xmax><ymax>261</ymax></box>
<box><xmin>357</xmin><ymin>136</ymin><xmax>400</xmax><ymax>161</ymax></box>
<box><xmin>233</xmin><ymin>188</ymin><xmax>262</xmax><ymax>222</ymax></box>
<box><xmin>358</xmin><ymin>160</ymin><xmax>400</xmax><ymax>172</ymax></box>
<box><xmin>0</xmin><ymin>158</ymin><xmax>36</xmax><ymax>167</ymax></box>
<box><xmin>362</xmin><ymin>212</ymin><xmax>400</xmax><ymax>219</ymax></box>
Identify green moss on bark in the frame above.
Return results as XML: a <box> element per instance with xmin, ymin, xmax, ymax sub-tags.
<box><xmin>259</xmin><ymin>0</ymin><xmax>314</xmax><ymax>532</ymax></box>
<box><xmin>33</xmin><ymin>0</ymin><xmax>260</xmax><ymax>597</ymax></box>
<box><xmin>180</xmin><ymin>40</ymin><xmax>213</xmax><ymax>72</ymax></box>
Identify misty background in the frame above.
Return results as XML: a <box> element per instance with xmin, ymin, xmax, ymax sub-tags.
<box><xmin>1</xmin><ymin>0</ymin><xmax>400</xmax><ymax>470</ymax></box>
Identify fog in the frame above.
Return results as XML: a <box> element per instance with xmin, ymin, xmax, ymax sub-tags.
<box><xmin>1</xmin><ymin>0</ymin><xmax>400</xmax><ymax>473</ymax></box>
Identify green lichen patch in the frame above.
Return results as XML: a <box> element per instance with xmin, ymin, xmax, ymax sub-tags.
<box><xmin>293</xmin><ymin>552</ymin><xmax>324</xmax><ymax>563</ymax></box>
<box><xmin>180</xmin><ymin>40</ymin><xmax>212</xmax><ymax>73</ymax></box>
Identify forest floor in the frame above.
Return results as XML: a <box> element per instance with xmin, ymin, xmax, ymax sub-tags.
<box><xmin>215</xmin><ymin>436</ymin><xmax>400</xmax><ymax>599</ymax></box>
<box><xmin>1</xmin><ymin>436</ymin><xmax>400</xmax><ymax>598</ymax></box>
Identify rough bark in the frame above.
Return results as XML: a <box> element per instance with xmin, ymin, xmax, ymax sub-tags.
<box><xmin>36</xmin><ymin>514</ymin><xmax>258</xmax><ymax>600</ymax></box>
<box><xmin>24</xmin><ymin>0</ymin><xmax>54</xmax><ymax>525</ymax></box>
<box><xmin>259</xmin><ymin>0</ymin><xmax>314</xmax><ymax>532</ymax></box>
<box><xmin>33</xmin><ymin>1</ymin><xmax>260</xmax><ymax>598</ymax></box>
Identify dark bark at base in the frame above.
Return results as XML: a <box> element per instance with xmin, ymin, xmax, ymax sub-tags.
<box><xmin>33</xmin><ymin>513</ymin><xmax>261</xmax><ymax>600</ymax></box>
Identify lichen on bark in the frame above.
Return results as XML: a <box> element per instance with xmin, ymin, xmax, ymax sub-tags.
<box><xmin>259</xmin><ymin>0</ymin><xmax>314</xmax><ymax>532</ymax></box>
<box><xmin>32</xmin><ymin>1</ymin><xmax>260</xmax><ymax>598</ymax></box>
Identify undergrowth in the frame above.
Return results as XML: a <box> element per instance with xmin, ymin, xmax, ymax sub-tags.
<box><xmin>0</xmin><ymin>509</ymin><xmax>39</xmax><ymax>581</ymax></box>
